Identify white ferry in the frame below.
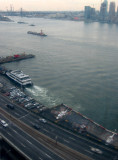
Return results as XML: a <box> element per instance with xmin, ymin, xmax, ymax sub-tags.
<box><xmin>6</xmin><ymin>70</ymin><xmax>32</xmax><ymax>86</ymax></box>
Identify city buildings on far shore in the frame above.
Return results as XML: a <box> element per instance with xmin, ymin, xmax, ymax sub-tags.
<box><xmin>84</xmin><ymin>0</ymin><xmax>118</xmax><ymax>24</ymax></box>
<box><xmin>0</xmin><ymin>1</ymin><xmax>118</xmax><ymax>24</ymax></box>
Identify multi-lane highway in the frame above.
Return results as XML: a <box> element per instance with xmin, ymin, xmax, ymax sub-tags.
<box><xmin>0</xmin><ymin>93</ymin><xmax>118</xmax><ymax>160</ymax></box>
<box><xmin>0</xmin><ymin>114</ymin><xmax>64</xmax><ymax>160</ymax></box>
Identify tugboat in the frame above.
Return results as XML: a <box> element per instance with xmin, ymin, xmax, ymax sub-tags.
<box><xmin>27</xmin><ymin>30</ymin><xmax>47</xmax><ymax>37</ymax></box>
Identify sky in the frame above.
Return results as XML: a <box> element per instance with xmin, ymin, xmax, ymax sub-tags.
<box><xmin>0</xmin><ymin>0</ymin><xmax>118</xmax><ymax>11</ymax></box>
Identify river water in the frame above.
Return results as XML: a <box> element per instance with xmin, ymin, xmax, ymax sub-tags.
<box><xmin>0</xmin><ymin>16</ymin><xmax>118</xmax><ymax>131</ymax></box>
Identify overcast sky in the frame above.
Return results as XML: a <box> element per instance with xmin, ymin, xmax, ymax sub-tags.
<box><xmin>0</xmin><ymin>0</ymin><xmax>118</xmax><ymax>11</ymax></box>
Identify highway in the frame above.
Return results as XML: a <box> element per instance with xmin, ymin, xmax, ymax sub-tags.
<box><xmin>0</xmin><ymin>93</ymin><xmax>118</xmax><ymax>160</ymax></box>
<box><xmin>20</xmin><ymin>114</ymin><xmax>118</xmax><ymax>160</ymax></box>
<box><xmin>0</xmin><ymin>114</ymin><xmax>64</xmax><ymax>160</ymax></box>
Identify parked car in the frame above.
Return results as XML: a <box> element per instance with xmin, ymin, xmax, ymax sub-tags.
<box><xmin>24</xmin><ymin>103</ymin><xmax>32</xmax><ymax>108</ymax></box>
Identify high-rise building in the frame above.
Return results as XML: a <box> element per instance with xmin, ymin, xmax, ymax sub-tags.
<box><xmin>109</xmin><ymin>2</ymin><xmax>116</xmax><ymax>21</ymax></box>
<box><xmin>85</xmin><ymin>6</ymin><xmax>91</xmax><ymax>19</ymax></box>
<box><xmin>116</xmin><ymin>7</ymin><xmax>118</xmax><ymax>23</ymax></box>
<box><xmin>99</xmin><ymin>0</ymin><xmax>108</xmax><ymax>21</ymax></box>
<box><xmin>117</xmin><ymin>7</ymin><xmax>118</xmax><ymax>16</ymax></box>
<box><xmin>84</xmin><ymin>6</ymin><xmax>96</xmax><ymax>20</ymax></box>
<box><xmin>104</xmin><ymin>0</ymin><xmax>108</xmax><ymax>14</ymax></box>
<box><xmin>90</xmin><ymin>8</ymin><xmax>96</xmax><ymax>19</ymax></box>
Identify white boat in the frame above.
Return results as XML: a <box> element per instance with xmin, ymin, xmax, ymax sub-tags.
<box><xmin>6</xmin><ymin>70</ymin><xmax>32</xmax><ymax>86</ymax></box>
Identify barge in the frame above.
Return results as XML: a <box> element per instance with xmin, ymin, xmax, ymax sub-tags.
<box><xmin>0</xmin><ymin>53</ymin><xmax>35</xmax><ymax>64</ymax></box>
<box><xmin>27</xmin><ymin>30</ymin><xmax>47</xmax><ymax>37</ymax></box>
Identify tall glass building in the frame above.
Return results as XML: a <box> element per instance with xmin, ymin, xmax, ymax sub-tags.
<box><xmin>109</xmin><ymin>2</ymin><xmax>116</xmax><ymax>21</ymax></box>
<box><xmin>99</xmin><ymin>0</ymin><xmax>108</xmax><ymax>21</ymax></box>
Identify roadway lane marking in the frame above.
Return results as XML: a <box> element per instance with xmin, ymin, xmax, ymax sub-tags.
<box><xmin>0</xmin><ymin>99</ymin><xmax>7</xmax><ymax>103</ymax></box>
<box><xmin>69</xmin><ymin>137</ymin><xmax>75</xmax><ymax>141</ymax></box>
<box><xmin>27</xmin><ymin>140</ymin><xmax>32</xmax><ymax>145</ymax></box>
<box><xmin>38</xmin><ymin>157</ymin><xmax>43</xmax><ymax>160</ymax></box>
<box><xmin>12</xmin><ymin>129</ymin><xmax>18</xmax><ymax>134</ymax></box>
<box><xmin>29</xmin><ymin>121</ymin><xmax>34</xmax><ymax>125</ymax></box>
<box><xmin>20</xmin><ymin>142</ymin><xmax>26</xmax><ymax>147</ymax></box>
<box><xmin>43</xmin><ymin>128</ymin><xmax>49</xmax><ymax>132</ymax></box>
<box><xmin>63</xmin><ymin>139</ymin><xmax>69</xmax><ymax>143</ymax></box>
<box><xmin>19</xmin><ymin>113</ymin><xmax>29</xmax><ymax>120</ymax></box>
<box><xmin>84</xmin><ymin>149</ymin><xmax>93</xmax><ymax>154</ymax></box>
<box><xmin>45</xmin><ymin>153</ymin><xmax>52</xmax><ymax>159</ymax></box>
<box><xmin>7</xmin><ymin>132</ymin><xmax>12</xmax><ymax>136</ymax></box>
<box><xmin>14</xmin><ymin>112</ymin><xmax>20</xmax><ymax>116</ymax></box>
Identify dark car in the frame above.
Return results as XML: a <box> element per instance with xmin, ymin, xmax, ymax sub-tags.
<box><xmin>6</xmin><ymin>104</ymin><xmax>14</xmax><ymax>109</ymax></box>
<box><xmin>33</xmin><ymin>124</ymin><xmax>40</xmax><ymax>130</ymax></box>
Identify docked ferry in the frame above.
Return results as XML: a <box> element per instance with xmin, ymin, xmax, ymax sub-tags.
<box><xmin>6</xmin><ymin>70</ymin><xmax>32</xmax><ymax>86</ymax></box>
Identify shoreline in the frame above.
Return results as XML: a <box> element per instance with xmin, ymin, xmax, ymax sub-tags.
<box><xmin>0</xmin><ymin>73</ymin><xmax>118</xmax><ymax>149</ymax></box>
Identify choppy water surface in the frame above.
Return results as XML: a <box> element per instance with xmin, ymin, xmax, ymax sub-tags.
<box><xmin>0</xmin><ymin>17</ymin><xmax>118</xmax><ymax>131</ymax></box>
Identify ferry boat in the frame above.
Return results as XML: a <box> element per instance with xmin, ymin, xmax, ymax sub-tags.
<box><xmin>6</xmin><ymin>70</ymin><xmax>32</xmax><ymax>86</ymax></box>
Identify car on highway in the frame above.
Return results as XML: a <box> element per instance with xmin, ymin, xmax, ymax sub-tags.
<box><xmin>6</xmin><ymin>104</ymin><xmax>14</xmax><ymax>109</ymax></box>
<box><xmin>33</xmin><ymin>124</ymin><xmax>40</xmax><ymax>130</ymax></box>
<box><xmin>39</xmin><ymin>118</ymin><xmax>47</xmax><ymax>123</ymax></box>
<box><xmin>0</xmin><ymin>119</ymin><xmax>8</xmax><ymax>127</ymax></box>
<box><xmin>90</xmin><ymin>147</ymin><xmax>103</xmax><ymax>154</ymax></box>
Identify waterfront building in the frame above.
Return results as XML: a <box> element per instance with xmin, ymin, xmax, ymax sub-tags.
<box><xmin>99</xmin><ymin>0</ymin><xmax>108</xmax><ymax>21</ymax></box>
<box><xmin>90</xmin><ymin>8</ymin><xmax>96</xmax><ymax>20</ymax></box>
<box><xmin>104</xmin><ymin>0</ymin><xmax>108</xmax><ymax>14</ymax></box>
<box><xmin>109</xmin><ymin>2</ymin><xmax>116</xmax><ymax>22</ymax></box>
<box><xmin>115</xmin><ymin>7</ymin><xmax>118</xmax><ymax>23</ymax></box>
<box><xmin>84</xmin><ymin>6</ymin><xmax>96</xmax><ymax>20</ymax></box>
<box><xmin>84</xmin><ymin>6</ymin><xmax>91</xmax><ymax>19</ymax></box>
<box><xmin>117</xmin><ymin>7</ymin><xmax>118</xmax><ymax>16</ymax></box>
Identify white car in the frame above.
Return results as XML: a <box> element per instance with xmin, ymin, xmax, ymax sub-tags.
<box><xmin>91</xmin><ymin>147</ymin><xmax>102</xmax><ymax>154</ymax></box>
<box><xmin>39</xmin><ymin>118</ymin><xmax>47</xmax><ymax>123</ymax></box>
<box><xmin>0</xmin><ymin>119</ymin><xmax>8</xmax><ymax>127</ymax></box>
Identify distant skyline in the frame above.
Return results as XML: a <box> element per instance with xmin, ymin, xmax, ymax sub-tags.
<box><xmin>0</xmin><ymin>0</ymin><xmax>118</xmax><ymax>11</ymax></box>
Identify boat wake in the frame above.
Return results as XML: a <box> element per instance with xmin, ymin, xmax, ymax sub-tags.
<box><xmin>25</xmin><ymin>85</ymin><xmax>60</xmax><ymax>107</ymax></box>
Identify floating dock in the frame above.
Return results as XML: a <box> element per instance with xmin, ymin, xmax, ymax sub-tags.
<box><xmin>0</xmin><ymin>53</ymin><xmax>35</xmax><ymax>64</ymax></box>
